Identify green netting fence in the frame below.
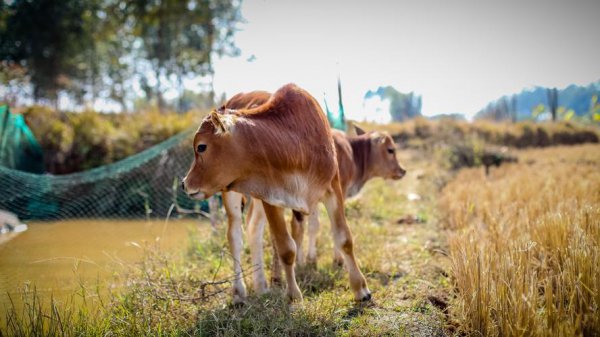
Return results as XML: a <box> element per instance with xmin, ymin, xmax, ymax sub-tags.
<box><xmin>0</xmin><ymin>125</ymin><xmax>208</xmax><ymax>220</ymax></box>
<box><xmin>324</xmin><ymin>76</ymin><xmax>347</xmax><ymax>131</ymax></box>
<box><xmin>0</xmin><ymin>104</ymin><xmax>44</xmax><ymax>173</ymax></box>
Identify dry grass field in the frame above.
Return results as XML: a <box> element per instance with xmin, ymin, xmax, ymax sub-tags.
<box><xmin>440</xmin><ymin>144</ymin><xmax>600</xmax><ymax>336</ymax></box>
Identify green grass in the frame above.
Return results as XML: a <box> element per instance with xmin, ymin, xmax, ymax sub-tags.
<box><xmin>2</xmin><ymin>148</ymin><xmax>452</xmax><ymax>336</ymax></box>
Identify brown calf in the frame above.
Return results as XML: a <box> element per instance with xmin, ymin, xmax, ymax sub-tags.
<box><xmin>182</xmin><ymin>84</ymin><xmax>371</xmax><ymax>302</ymax></box>
<box><xmin>219</xmin><ymin>91</ymin><xmax>406</xmax><ymax>301</ymax></box>
<box><xmin>266</xmin><ymin>127</ymin><xmax>406</xmax><ymax>284</ymax></box>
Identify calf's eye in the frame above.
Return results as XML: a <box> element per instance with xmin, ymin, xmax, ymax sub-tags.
<box><xmin>387</xmin><ymin>148</ymin><xmax>394</xmax><ymax>154</ymax></box>
<box><xmin>197</xmin><ymin>144</ymin><xmax>207</xmax><ymax>153</ymax></box>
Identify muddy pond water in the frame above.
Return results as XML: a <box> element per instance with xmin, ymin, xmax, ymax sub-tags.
<box><xmin>0</xmin><ymin>219</ymin><xmax>200</xmax><ymax>317</ymax></box>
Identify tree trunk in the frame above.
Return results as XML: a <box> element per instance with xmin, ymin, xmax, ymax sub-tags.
<box><xmin>511</xmin><ymin>95</ymin><xmax>518</xmax><ymax>122</ymax></box>
<box><xmin>54</xmin><ymin>93</ymin><xmax>60</xmax><ymax>112</ymax></box>
<box><xmin>547</xmin><ymin>88</ymin><xmax>558</xmax><ymax>121</ymax></box>
<box><xmin>156</xmin><ymin>69</ymin><xmax>165</xmax><ymax>113</ymax></box>
<box><xmin>177</xmin><ymin>72</ymin><xmax>184</xmax><ymax>113</ymax></box>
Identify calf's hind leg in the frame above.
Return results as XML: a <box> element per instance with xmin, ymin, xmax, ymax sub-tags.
<box><xmin>323</xmin><ymin>176</ymin><xmax>371</xmax><ymax>302</ymax></box>
<box><xmin>262</xmin><ymin>202</ymin><xmax>303</xmax><ymax>301</ymax></box>
<box><xmin>306</xmin><ymin>209</ymin><xmax>320</xmax><ymax>264</ymax></box>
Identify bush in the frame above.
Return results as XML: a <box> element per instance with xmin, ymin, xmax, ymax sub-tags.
<box><xmin>360</xmin><ymin>119</ymin><xmax>599</xmax><ymax>149</ymax></box>
<box><xmin>20</xmin><ymin>107</ymin><xmax>202</xmax><ymax>174</ymax></box>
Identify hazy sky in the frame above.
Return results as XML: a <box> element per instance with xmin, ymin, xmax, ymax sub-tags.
<box><xmin>212</xmin><ymin>0</ymin><xmax>600</xmax><ymax>121</ymax></box>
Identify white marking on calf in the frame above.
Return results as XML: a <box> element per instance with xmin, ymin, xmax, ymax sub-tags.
<box><xmin>214</xmin><ymin>114</ymin><xmax>239</xmax><ymax>135</ymax></box>
<box><xmin>255</xmin><ymin>173</ymin><xmax>312</xmax><ymax>214</ymax></box>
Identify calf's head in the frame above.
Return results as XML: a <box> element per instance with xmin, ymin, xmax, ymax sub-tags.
<box><xmin>356</xmin><ymin>126</ymin><xmax>406</xmax><ymax>180</ymax></box>
<box><xmin>182</xmin><ymin>111</ymin><xmax>242</xmax><ymax>199</ymax></box>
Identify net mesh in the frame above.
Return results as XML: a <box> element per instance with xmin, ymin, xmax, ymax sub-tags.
<box><xmin>0</xmin><ymin>105</ymin><xmax>44</xmax><ymax>173</ymax></box>
<box><xmin>0</xmin><ymin>127</ymin><xmax>208</xmax><ymax>220</ymax></box>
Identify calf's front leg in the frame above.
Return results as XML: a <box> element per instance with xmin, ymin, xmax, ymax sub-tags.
<box><xmin>222</xmin><ymin>191</ymin><xmax>247</xmax><ymax>305</ymax></box>
<box><xmin>262</xmin><ymin>201</ymin><xmax>303</xmax><ymax>301</ymax></box>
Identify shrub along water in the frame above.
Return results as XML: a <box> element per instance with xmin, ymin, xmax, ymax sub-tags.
<box><xmin>20</xmin><ymin>106</ymin><xmax>201</xmax><ymax>174</ymax></box>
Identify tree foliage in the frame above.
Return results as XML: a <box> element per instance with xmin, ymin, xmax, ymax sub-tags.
<box><xmin>0</xmin><ymin>0</ymin><xmax>91</xmax><ymax>103</ymax></box>
<box><xmin>0</xmin><ymin>0</ymin><xmax>242</xmax><ymax>111</ymax></box>
<box><xmin>475</xmin><ymin>81</ymin><xmax>600</xmax><ymax>124</ymax></box>
<box><xmin>364</xmin><ymin>86</ymin><xmax>422</xmax><ymax>122</ymax></box>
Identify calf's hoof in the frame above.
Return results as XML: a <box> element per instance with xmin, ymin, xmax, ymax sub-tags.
<box><xmin>232</xmin><ymin>286</ymin><xmax>247</xmax><ymax>306</ymax></box>
<box><xmin>359</xmin><ymin>292</ymin><xmax>372</xmax><ymax>302</ymax></box>
<box><xmin>354</xmin><ymin>287</ymin><xmax>372</xmax><ymax>302</ymax></box>
<box><xmin>287</xmin><ymin>286</ymin><xmax>303</xmax><ymax>303</ymax></box>
<box><xmin>232</xmin><ymin>294</ymin><xmax>246</xmax><ymax>307</ymax></box>
<box><xmin>332</xmin><ymin>258</ymin><xmax>344</xmax><ymax>268</ymax></box>
<box><xmin>253</xmin><ymin>281</ymin><xmax>269</xmax><ymax>295</ymax></box>
<box><xmin>306</xmin><ymin>256</ymin><xmax>318</xmax><ymax>266</ymax></box>
<box><xmin>271</xmin><ymin>276</ymin><xmax>283</xmax><ymax>288</ymax></box>
<box><xmin>306</xmin><ymin>260</ymin><xmax>318</xmax><ymax>269</ymax></box>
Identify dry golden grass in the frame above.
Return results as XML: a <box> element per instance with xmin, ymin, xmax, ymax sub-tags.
<box><xmin>439</xmin><ymin>144</ymin><xmax>600</xmax><ymax>336</ymax></box>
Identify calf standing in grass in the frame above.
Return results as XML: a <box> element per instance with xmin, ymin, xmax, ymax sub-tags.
<box><xmin>264</xmin><ymin>127</ymin><xmax>406</xmax><ymax>286</ymax></box>
<box><xmin>297</xmin><ymin>127</ymin><xmax>406</xmax><ymax>266</ymax></box>
<box><xmin>182</xmin><ymin>84</ymin><xmax>371</xmax><ymax>303</ymax></box>
<box><xmin>219</xmin><ymin>92</ymin><xmax>406</xmax><ymax>299</ymax></box>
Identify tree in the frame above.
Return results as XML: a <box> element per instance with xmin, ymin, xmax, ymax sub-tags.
<box><xmin>511</xmin><ymin>94</ymin><xmax>518</xmax><ymax>122</ymax></box>
<box><xmin>364</xmin><ymin>86</ymin><xmax>422</xmax><ymax>122</ymax></box>
<box><xmin>0</xmin><ymin>0</ymin><xmax>91</xmax><ymax>107</ymax></box>
<box><xmin>0</xmin><ymin>0</ymin><xmax>242</xmax><ymax>111</ymax></box>
<box><xmin>475</xmin><ymin>82</ymin><xmax>600</xmax><ymax>122</ymax></box>
<box><xmin>590</xmin><ymin>95</ymin><xmax>600</xmax><ymax>123</ymax></box>
<box><xmin>547</xmin><ymin>87</ymin><xmax>558</xmax><ymax>121</ymax></box>
<box><xmin>475</xmin><ymin>96</ymin><xmax>514</xmax><ymax>121</ymax></box>
<box><xmin>128</xmin><ymin>0</ymin><xmax>241</xmax><ymax>112</ymax></box>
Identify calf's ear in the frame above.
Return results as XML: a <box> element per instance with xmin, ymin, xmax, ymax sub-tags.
<box><xmin>354</xmin><ymin>124</ymin><xmax>366</xmax><ymax>135</ymax></box>
<box><xmin>347</xmin><ymin>122</ymin><xmax>366</xmax><ymax>136</ymax></box>
<box><xmin>210</xmin><ymin>110</ymin><xmax>228</xmax><ymax>134</ymax></box>
<box><xmin>370</xmin><ymin>132</ymin><xmax>387</xmax><ymax>145</ymax></box>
